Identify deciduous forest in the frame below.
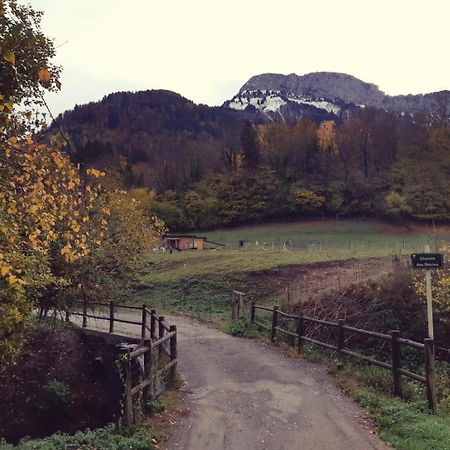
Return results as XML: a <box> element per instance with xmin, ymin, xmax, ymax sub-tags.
<box><xmin>52</xmin><ymin>90</ymin><xmax>450</xmax><ymax>231</ymax></box>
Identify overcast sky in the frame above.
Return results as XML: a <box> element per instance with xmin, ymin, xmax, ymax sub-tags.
<box><xmin>35</xmin><ymin>0</ymin><xmax>450</xmax><ymax>117</ymax></box>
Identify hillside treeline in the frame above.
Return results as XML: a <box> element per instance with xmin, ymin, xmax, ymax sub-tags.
<box><xmin>54</xmin><ymin>92</ymin><xmax>450</xmax><ymax>230</ymax></box>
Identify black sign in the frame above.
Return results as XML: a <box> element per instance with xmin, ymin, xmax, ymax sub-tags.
<box><xmin>411</xmin><ymin>253</ymin><xmax>444</xmax><ymax>269</ymax></box>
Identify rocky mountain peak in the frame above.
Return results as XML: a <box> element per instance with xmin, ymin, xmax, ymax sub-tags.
<box><xmin>225</xmin><ymin>71</ymin><xmax>449</xmax><ymax>123</ymax></box>
<box><xmin>240</xmin><ymin>72</ymin><xmax>385</xmax><ymax>107</ymax></box>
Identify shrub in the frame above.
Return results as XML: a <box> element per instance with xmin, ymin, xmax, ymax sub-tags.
<box><xmin>0</xmin><ymin>424</ymin><xmax>155</xmax><ymax>450</ymax></box>
<box><xmin>226</xmin><ymin>318</ymin><xmax>262</xmax><ymax>339</ymax></box>
<box><xmin>39</xmin><ymin>381</ymin><xmax>71</xmax><ymax>421</ymax></box>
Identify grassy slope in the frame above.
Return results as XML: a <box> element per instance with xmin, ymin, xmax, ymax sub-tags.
<box><xmin>127</xmin><ymin>220</ymin><xmax>449</xmax><ymax>315</ymax></box>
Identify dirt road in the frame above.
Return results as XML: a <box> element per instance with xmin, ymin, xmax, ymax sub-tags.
<box><xmin>79</xmin><ymin>313</ymin><xmax>388</xmax><ymax>450</ymax></box>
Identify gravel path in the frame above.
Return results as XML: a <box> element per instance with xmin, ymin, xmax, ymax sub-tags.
<box><xmin>78</xmin><ymin>313</ymin><xmax>389</xmax><ymax>450</ymax></box>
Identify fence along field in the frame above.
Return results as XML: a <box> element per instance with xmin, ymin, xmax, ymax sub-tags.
<box><xmin>231</xmin><ymin>294</ymin><xmax>449</xmax><ymax>412</ymax></box>
<box><xmin>204</xmin><ymin>220</ymin><xmax>450</xmax><ymax>251</ymax></box>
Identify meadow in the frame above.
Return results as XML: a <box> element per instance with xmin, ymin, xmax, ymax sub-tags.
<box><xmin>128</xmin><ymin>220</ymin><xmax>450</xmax><ymax>316</ymax></box>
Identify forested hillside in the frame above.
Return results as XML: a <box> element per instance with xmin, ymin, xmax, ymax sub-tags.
<box><xmin>53</xmin><ymin>91</ymin><xmax>450</xmax><ymax>231</ymax></box>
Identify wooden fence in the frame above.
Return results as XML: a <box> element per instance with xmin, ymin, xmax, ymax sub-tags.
<box><xmin>250</xmin><ymin>301</ymin><xmax>438</xmax><ymax>411</ymax></box>
<box><xmin>69</xmin><ymin>301</ymin><xmax>177</xmax><ymax>425</ymax></box>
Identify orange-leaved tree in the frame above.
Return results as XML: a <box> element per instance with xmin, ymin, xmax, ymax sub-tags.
<box><xmin>0</xmin><ymin>0</ymin><xmax>165</xmax><ymax>364</ymax></box>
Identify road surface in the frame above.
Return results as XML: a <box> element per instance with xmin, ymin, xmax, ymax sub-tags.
<box><xmin>77</xmin><ymin>313</ymin><xmax>389</xmax><ymax>450</ymax></box>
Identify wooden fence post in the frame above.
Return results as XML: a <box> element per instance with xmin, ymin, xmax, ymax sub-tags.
<box><xmin>424</xmin><ymin>338</ymin><xmax>437</xmax><ymax>411</ymax></box>
<box><xmin>159</xmin><ymin>316</ymin><xmax>165</xmax><ymax>356</ymax></box>
<box><xmin>337</xmin><ymin>319</ymin><xmax>345</xmax><ymax>352</ymax></box>
<box><xmin>391</xmin><ymin>330</ymin><xmax>402</xmax><ymax>397</ymax></box>
<box><xmin>238</xmin><ymin>293</ymin><xmax>244</xmax><ymax>319</ymax></box>
<box><xmin>143</xmin><ymin>339</ymin><xmax>153</xmax><ymax>408</ymax></box>
<box><xmin>250</xmin><ymin>301</ymin><xmax>256</xmax><ymax>323</ymax></box>
<box><xmin>141</xmin><ymin>305</ymin><xmax>147</xmax><ymax>341</ymax></box>
<box><xmin>271</xmin><ymin>306</ymin><xmax>279</xmax><ymax>342</ymax></box>
<box><xmin>124</xmin><ymin>348</ymin><xmax>133</xmax><ymax>426</ymax></box>
<box><xmin>150</xmin><ymin>310</ymin><xmax>156</xmax><ymax>339</ymax></box>
<box><xmin>169</xmin><ymin>325</ymin><xmax>177</xmax><ymax>382</ymax></box>
<box><xmin>82</xmin><ymin>299</ymin><xmax>87</xmax><ymax>328</ymax></box>
<box><xmin>296</xmin><ymin>313</ymin><xmax>304</xmax><ymax>352</ymax></box>
<box><xmin>109</xmin><ymin>301</ymin><xmax>114</xmax><ymax>333</ymax></box>
<box><xmin>231</xmin><ymin>292</ymin><xmax>236</xmax><ymax>321</ymax></box>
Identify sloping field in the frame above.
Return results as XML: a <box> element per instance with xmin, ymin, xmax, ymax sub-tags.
<box><xmin>129</xmin><ymin>220</ymin><xmax>450</xmax><ymax>316</ymax></box>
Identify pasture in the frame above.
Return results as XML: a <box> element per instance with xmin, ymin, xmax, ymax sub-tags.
<box><xmin>130</xmin><ymin>220</ymin><xmax>450</xmax><ymax>316</ymax></box>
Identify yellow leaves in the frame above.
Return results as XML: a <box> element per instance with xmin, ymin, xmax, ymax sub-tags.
<box><xmin>4</xmin><ymin>51</ymin><xmax>15</xmax><ymax>65</ymax></box>
<box><xmin>28</xmin><ymin>229</ymin><xmax>41</xmax><ymax>249</ymax></box>
<box><xmin>1</xmin><ymin>264</ymin><xmax>12</xmax><ymax>277</ymax></box>
<box><xmin>317</xmin><ymin>120</ymin><xmax>339</xmax><ymax>154</ymax></box>
<box><xmin>7</xmin><ymin>204</ymin><xmax>17</xmax><ymax>215</ymax></box>
<box><xmin>7</xmin><ymin>274</ymin><xmax>27</xmax><ymax>288</ymax></box>
<box><xmin>38</xmin><ymin>68</ymin><xmax>51</xmax><ymax>83</ymax></box>
<box><xmin>70</xmin><ymin>221</ymin><xmax>80</xmax><ymax>233</ymax></box>
<box><xmin>27</xmin><ymin>205</ymin><xmax>38</xmax><ymax>214</ymax></box>
<box><xmin>60</xmin><ymin>244</ymin><xmax>72</xmax><ymax>256</ymax></box>
<box><xmin>86</xmin><ymin>168</ymin><xmax>105</xmax><ymax>178</ymax></box>
<box><xmin>3</xmin><ymin>101</ymin><xmax>13</xmax><ymax>112</ymax></box>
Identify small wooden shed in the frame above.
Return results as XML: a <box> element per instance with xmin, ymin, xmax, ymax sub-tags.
<box><xmin>163</xmin><ymin>234</ymin><xmax>207</xmax><ymax>251</ymax></box>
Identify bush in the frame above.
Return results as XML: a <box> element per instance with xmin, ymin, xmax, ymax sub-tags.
<box><xmin>0</xmin><ymin>424</ymin><xmax>155</xmax><ymax>450</ymax></box>
<box><xmin>39</xmin><ymin>381</ymin><xmax>71</xmax><ymax>421</ymax></box>
<box><xmin>226</xmin><ymin>318</ymin><xmax>262</xmax><ymax>339</ymax></box>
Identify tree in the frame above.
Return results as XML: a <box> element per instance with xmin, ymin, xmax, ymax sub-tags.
<box><xmin>241</xmin><ymin>121</ymin><xmax>261</xmax><ymax>169</ymax></box>
<box><xmin>0</xmin><ymin>1</ymin><xmax>166</xmax><ymax>364</ymax></box>
<box><xmin>317</xmin><ymin>121</ymin><xmax>339</xmax><ymax>154</ymax></box>
<box><xmin>0</xmin><ymin>0</ymin><xmax>61</xmax><ymax>106</ymax></box>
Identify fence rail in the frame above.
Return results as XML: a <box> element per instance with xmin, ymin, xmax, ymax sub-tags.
<box><xmin>250</xmin><ymin>301</ymin><xmax>438</xmax><ymax>411</ymax></box>
<box><xmin>69</xmin><ymin>301</ymin><xmax>177</xmax><ymax>425</ymax></box>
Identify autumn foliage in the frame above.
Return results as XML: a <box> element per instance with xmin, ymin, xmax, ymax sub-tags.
<box><xmin>0</xmin><ymin>0</ymin><xmax>165</xmax><ymax>364</ymax></box>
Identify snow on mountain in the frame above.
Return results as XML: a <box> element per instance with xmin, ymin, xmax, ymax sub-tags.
<box><xmin>224</xmin><ymin>72</ymin><xmax>450</xmax><ymax>123</ymax></box>
<box><xmin>226</xmin><ymin>89</ymin><xmax>342</xmax><ymax>120</ymax></box>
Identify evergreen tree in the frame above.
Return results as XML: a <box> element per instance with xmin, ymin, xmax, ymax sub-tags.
<box><xmin>241</xmin><ymin>120</ymin><xmax>261</xmax><ymax>168</ymax></box>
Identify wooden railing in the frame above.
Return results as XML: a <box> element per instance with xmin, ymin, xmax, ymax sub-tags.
<box><xmin>250</xmin><ymin>302</ymin><xmax>438</xmax><ymax>411</ymax></box>
<box><xmin>69</xmin><ymin>301</ymin><xmax>177</xmax><ymax>425</ymax></box>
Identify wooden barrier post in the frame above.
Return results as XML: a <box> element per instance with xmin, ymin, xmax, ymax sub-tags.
<box><xmin>250</xmin><ymin>301</ymin><xmax>256</xmax><ymax>323</ymax></box>
<box><xmin>271</xmin><ymin>306</ymin><xmax>279</xmax><ymax>342</ymax></box>
<box><xmin>169</xmin><ymin>325</ymin><xmax>177</xmax><ymax>382</ymax></box>
<box><xmin>143</xmin><ymin>340</ymin><xmax>153</xmax><ymax>411</ymax></box>
<box><xmin>238</xmin><ymin>293</ymin><xmax>244</xmax><ymax>319</ymax></box>
<box><xmin>424</xmin><ymin>338</ymin><xmax>437</xmax><ymax>411</ymax></box>
<box><xmin>231</xmin><ymin>291</ymin><xmax>236</xmax><ymax>321</ymax></box>
<box><xmin>150</xmin><ymin>310</ymin><xmax>156</xmax><ymax>339</ymax></box>
<box><xmin>109</xmin><ymin>301</ymin><xmax>114</xmax><ymax>333</ymax></box>
<box><xmin>82</xmin><ymin>299</ymin><xmax>87</xmax><ymax>328</ymax></box>
<box><xmin>159</xmin><ymin>316</ymin><xmax>165</xmax><ymax>356</ymax></box>
<box><xmin>391</xmin><ymin>330</ymin><xmax>402</xmax><ymax>397</ymax></box>
<box><xmin>337</xmin><ymin>319</ymin><xmax>345</xmax><ymax>352</ymax></box>
<box><xmin>296</xmin><ymin>313</ymin><xmax>304</xmax><ymax>352</ymax></box>
<box><xmin>141</xmin><ymin>305</ymin><xmax>147</xmax><ymax>341</ymax></box>
<box><xmin>124</xmin><ymin>348</ymin><xmax>133</xmax><ymax>426</ymax></box>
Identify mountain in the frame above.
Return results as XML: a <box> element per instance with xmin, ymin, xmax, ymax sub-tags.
<box><xmin>223</xmin><ymin>72</ymin><xmax>450</xmax><ymax>122</ymax></box>
<box><xmin>51</xmin><ymin>89</ymin><xmax>255</xmax><ymax>188</ymax></box>
<box><xmin>49</xmin><ymin>75</ymin><xmax>450</xmax><ymax>230</ymax></box>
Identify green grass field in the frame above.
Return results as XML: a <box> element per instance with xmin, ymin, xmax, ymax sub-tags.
<box><xmin>127</xmin><ymin>220</ymin><xmax>450</xmax><ymax>316</ymax></box>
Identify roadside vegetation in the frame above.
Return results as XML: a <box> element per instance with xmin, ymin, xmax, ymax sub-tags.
<box><xmin>0</xmin><ymin>425</ymin><xmax>156</xmax><ymax>450</ymax></box>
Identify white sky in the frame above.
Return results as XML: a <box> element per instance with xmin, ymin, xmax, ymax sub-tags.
<box><xmin>35</xmin><ymin>0</ymin><xmax>450</xmax><ymax>117</ymax></box>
